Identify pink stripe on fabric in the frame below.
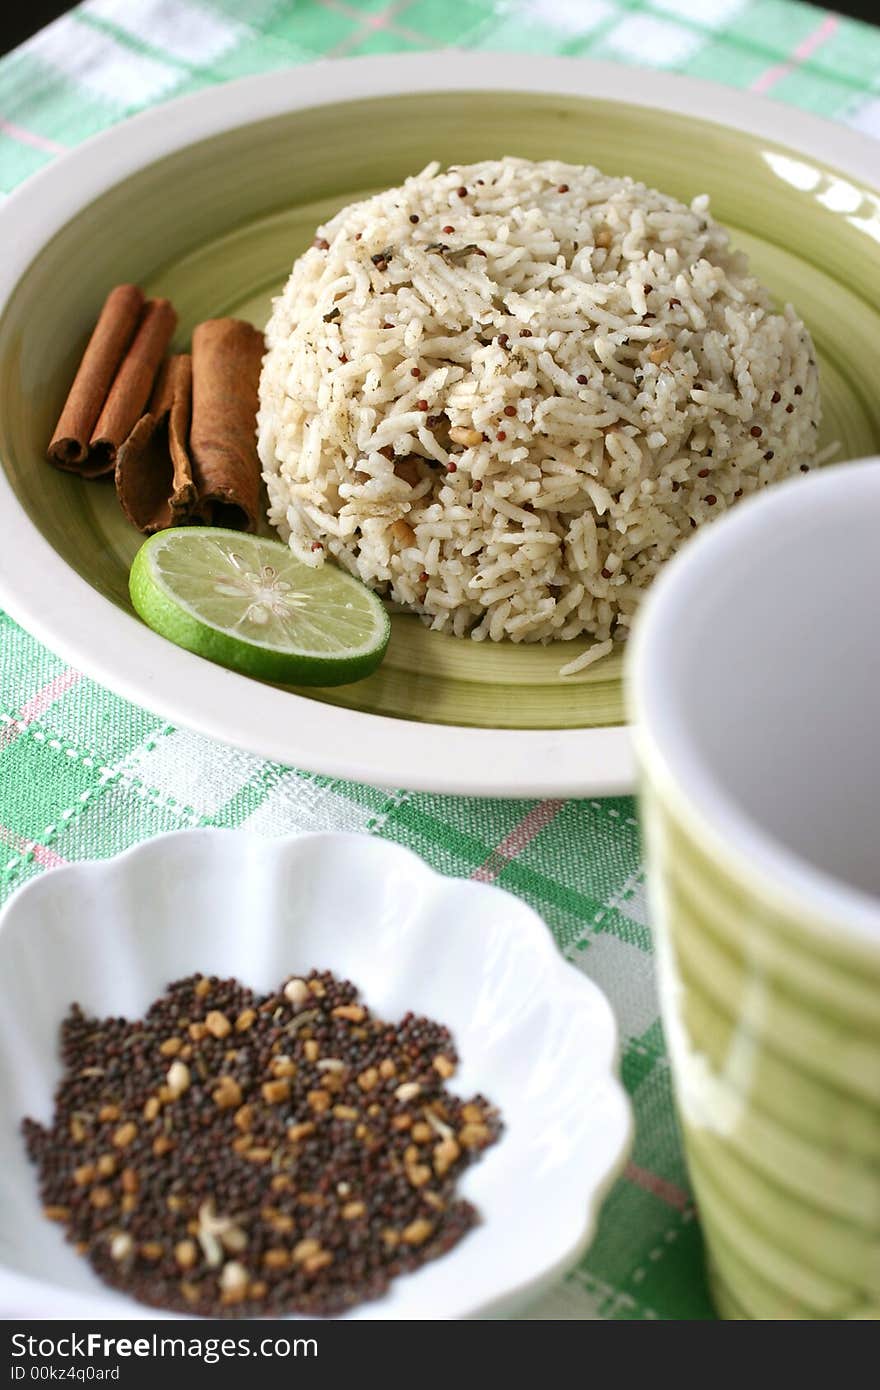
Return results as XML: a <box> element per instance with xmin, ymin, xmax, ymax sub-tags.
<box><xmin>0</xmin><ymin>668</ymin><xmax>82</xmax><ymax>750</ymax></box>
<box><xmin>625</xmin><ymin>1160</ymin><xmax>691</xmax><ymax>1212</ymax></box>
<box><xmin>18</xmin><ymin>668</ymin><xmax>81</xmax><ymax>722</ymax></box>
<box><xmin>0</xmin><ymin>118</ymin><xmax>66</xmax><ymax>155</ymax></box>
<box><xmin>0</xmin><ymin>826</ymin><xmax>67</xmax><ymax>871</ymax></box>
<box><xmin>27</xmin><ymin>841</ymin><xmax>68</xmax><ymax>870</ymax></box>
<box><xmin>750</xmin><ymin>14</ymin><xmax>839</xmax><ymax>95</ymax></box>
<box><xmin>471</xmin><ymin>799</ymin><xmax>565</xmax><ymax>883</ymax></box>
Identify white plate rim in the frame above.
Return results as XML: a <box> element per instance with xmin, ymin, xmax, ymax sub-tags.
<box><xmin>0</xmin><ymin>53</ymin><xmax>877</xmax><ymax>798</ymax></box>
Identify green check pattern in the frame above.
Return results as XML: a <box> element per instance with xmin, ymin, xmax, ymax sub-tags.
<box><xmin>2</xmin><ymin>0</ymin><xmax>878</xmax><ymax>1322</ymax></box>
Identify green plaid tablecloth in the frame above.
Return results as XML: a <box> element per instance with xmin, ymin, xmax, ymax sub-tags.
<box><xmin>2</xmin><ymin>0</ymin><xmax>879</xmax><ymax>1322</ymax></box>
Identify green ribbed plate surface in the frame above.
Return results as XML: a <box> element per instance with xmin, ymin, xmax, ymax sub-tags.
<box><xmin>2</xmin><ymin>91</ymin><xmax>879</xmax><ymax>729</ymax></box>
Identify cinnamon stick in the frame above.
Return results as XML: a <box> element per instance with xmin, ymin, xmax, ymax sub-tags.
<box><xmin>190</xmin><ymin>318</ymin><xmax>265</xmax><ymax>533</ymax></box>
<box><xmin>88</xmin><ymin>298</ymin><xmax>178</xmax><ymax>475</ymax></box>
<box><xmin>115</xmin><ymin>356</ymin><xmax>195</xmax><ymax>534</ymax></box>
<box><xmin>47</xmin><ymin>284</ymin><xmax>145</xmax><ymax>474</ymax></box>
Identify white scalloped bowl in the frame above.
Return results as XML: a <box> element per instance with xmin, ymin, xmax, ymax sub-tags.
<box><xmin>0</xmin><ymin>831</ymin><xmax>630</xmax><ymax>1320</ymax></box>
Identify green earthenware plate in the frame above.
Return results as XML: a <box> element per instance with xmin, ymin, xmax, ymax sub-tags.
<box><xmin>0</xmin><ymin>56</ymin><xmax>878</xmax><ymax>794</ymax></box>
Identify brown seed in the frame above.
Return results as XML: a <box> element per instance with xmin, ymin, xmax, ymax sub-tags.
<box><xmin>263</xmin><ymin>1248</ymin><xmax>291</xmax><ymax>1270</ymax></box>
<box><xmin>459</xmin><ymin>1122</ymin><xmax>492</xmax><ymax>1148</ymax></box>
<box><xmin>262</xmin><ymin>1079</ymin><xmax>290</xmax><ymax>1104</ymax></box>
<box><xmin>212</xmin><ymin>1076</ymin><xmax>242</xmax><ymax>1110</ymax></box>
<box><xmin>402</xmin><ymin>1218</ymin><xmax>434</xmax><ymax>1246</ymax></box>
<box><xmin>433</xmin><ymin>1054</ymin><xmax>455</xmax><ymax>1079</ymax></box>
<box><xmin>235</xmin><ymin>1008</ymin><xmax>256</xmax><ymax>1032</ymax></box>
<box><xmin>205</xmin><ymin>1010</ymin><xmax>231</xmax><ymax>1039</ymax></box>
<box><xmin>90</xmin><ymin>1187</ymin><xmax>113</xmax><ymax>1210</ymax></box>
<box><xmin>406</xmin><ymin>1163</ymin><xmax>432</xmax><ymax>1188</ymax></box>
<box><xmin>167</xmin><ymin>1195</ymin><xmax>186</xmax><ymax>1213</ymax></box>
<box><xmin>382</xmin><ymin>1228</ymin><xmax>400</xmax><ymax>1249</ymax></box>
<box><xmin>270</xmin><ymin>1175</ymin><xmax>292</xmax><ymax>1194</ymax></box>
<box><xmin>159</xmin><ymin>1037</ymin><xmax>182</xmax><ymax>1057</ymax></box>
<box><xmin>188</xmin><ymin>1023</ymin><xmax>207</xmax><ymax>1042</ymax></box>
<box><xmin>232</xmin><ymin>1134</ymin><xmax>253</xmax><ymax>1154</ymax></box>
<box><xmin>342</xmin><ymin>1201</ymin><xmax>366</xmax><ymax>1220</ymax></box>
<box><xmin>120</xmin><ymin>1167</ymin><xmax>139</xmax><ymax>1194</ymax></box>
<box><xmin>269</xmin><ymin>1056</ymin><xmax>297</xmax><ymax>1078</ymax></box>
<box><xmin>394</xmin><ymin>1081</ymin><xmax>421</xmax><ymax>1103</ymax></box>
<box><xmin>98</xmin><ymin>1104</ymin><xmax>120</xmax><ymax>1123</ymax></box>
<box><xmin>121</xmin><ymin>1194</ymin><xmax>137</xmax><ymax>1215</ymax></box>
<box><xmin>247</xmin><ymin>1147</ymin><xmax>273</xmax><ymax>1164</ymax></box>
<box><xmin>229</xmin><ymin>1106</ymin><xmax>252</xmax><ymax>1137</ymax></box>
<box><xmin>461</xmin><ymin>1103</ymin><xmax>484</xmax><ymax>1123</ymax></box>
<box><xmin>392</xmin><ymin>1114</ymin><xmax>412</xmax><ymax>1131</ymax></box>
<box><xmin>153</xmin><ymin>1135</ymin><xmax>174</xmax><ymax>1157</ymax></box>
<box><xmin>112</xmin><ymin>1122</ymin><xmax>137</xmax><ymax>1149</ymax></box>
<box><xmin>649</xmin><ymin>340</ymin><xmax>674</xmax><ymax>366</ymax></box>
<box><xmin>140</xmin><ymin>1242</ymin><xmax>163</xmax><ymax>1261</ymax></box>
<box><xmin>264</xmin><ymin>1212</ymin><xmax>294</xmax><ymax>1234</ymax></box>
<box><xmin>43</xmin><ymin>1205</ymin><xmax>70</xmax><ymax>1222</ymax></box>
<box><xmin>180</xmin><ymin>1281</ymin><xmax>200</xmax><ymax>1304</ymax></box>
<box><xmin>449</xmin><ymin>427</ymin><xmax>483</xmax><ymax>447</ymax></box>
<box><xmin>292</xmin><ymin>1238</ymin><xmax>321</xmax><ymax>1264</ymax></box>
<box><xmin>390</xmin><ymin>519</ymin><xmax>417</xmax><ymax>546</ymax></box>
<box><xmin>73</xmin><ymin>1163</ymin><xmax>96</xmax><ymax>1186</ymax></box>
<box><xmin>70</xmin><ymin>1117</ymin><xmax>87</xmax><ymax>1143</ymax></box>
<box><xmin>304</xmin><ymin>1251</ymin><xmax>334</xmax><ymax>1275</ymax></box>
<box><xmin>379</xmin><ymin>1058</ymin><xmax>397</xmax><ymax>1079</ymax></box>
<box><xmin>411</xmin><ymin>1122</ymin><xmax>433</xmax><ymax>1144</ymax></box>
<box><xmin>333</xmin><ymin>1105</ymin><xmax>359</xmax><ymax>1121</ymax></box>
<box><xmin>287</xmin><ymin>1121</ymin><xmax>316</xmax><ymax>1143</ymax></box>
<box><xmin>303</xmin><ymin>1040</ymin><xmax>320</xmax><ymax>1063</ymax></box>
<box><xmin>194</xmin><ymin>977</ymin><xmax>212</xmax><ymax>998</ymax></box>
<box><xmin>175</xmin><ymin>1239</ymin><xmax>198</xmax><ymax>1270</ymax></box>
<box><xmin>331</xmin><ymin>1004</ymin><xmax>366</xmax><ymax>1023</ymax></box>
<box><xmin>307</xmin><ymin>1089</ymin><xmax>331</xmax><ymax>1113</ymax></box>
<box><xmin>594</xmin><ymin>229</ymin><xmax>612</xmax><ymax>249</ymax></box>
<box><xmin>434</xmin><ymin>1138</ymin><xmax>461</xmax><ymax>1176</ymax></box>
<box><xmin>143</xmin><ymin>1096</ymin><xmax>161</xmax><ymax>1122</ymax></box>
<box><xmin>357</xmin><ymin>1067</ymin><xmax>379</xmax><ymax>1092</ymax></box>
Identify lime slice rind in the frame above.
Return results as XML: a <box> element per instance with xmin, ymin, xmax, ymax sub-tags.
<box><xmin>129</xmin><ymin>528</ymin><xmax>390</xmax><ymax>686</ymax></box>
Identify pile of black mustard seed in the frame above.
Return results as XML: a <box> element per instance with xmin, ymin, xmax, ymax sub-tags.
<box><xmin>23</xmin><ymin>970</ymin><xmax>502</xmax><ymax>1316</ymax></box>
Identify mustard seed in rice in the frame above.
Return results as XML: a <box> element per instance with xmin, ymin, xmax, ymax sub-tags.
<box><xmin>257</xmin><ymin>158</ymin><xmax>821</xmax><ymax>668</ymax></box>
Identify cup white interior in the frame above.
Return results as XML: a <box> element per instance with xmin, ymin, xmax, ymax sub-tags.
<box><xmin>630</xmin><ymin>457</ymin><xmax>880</xmax><ymax>939</ymax></box>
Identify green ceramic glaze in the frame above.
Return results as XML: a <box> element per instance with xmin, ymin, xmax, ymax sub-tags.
<box><xmin>1</xmin><ymin>91</ymin><xmax>879</xmax><ymax>731</ymax></box>
<box><xmin>642</xmin><ymin>788</ymin><xmax>880</xmax><ymax>1319</ymax></box>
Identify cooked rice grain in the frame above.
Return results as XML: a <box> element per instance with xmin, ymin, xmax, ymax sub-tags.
<box><xmin>258</xmin><ymin>158</ymin><xmax>821</xmax><ymax>652</ymax></box>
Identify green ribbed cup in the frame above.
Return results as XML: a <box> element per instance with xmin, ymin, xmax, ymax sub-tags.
<box><xmin>631</xmin><ymin>461</ymin><xmax>880</xmax><ymax>1320</ymax></box>
<box><xmin>641</xmin><ymin>791</ymin><xmax>880</xmax><ymax>1318</ymax></box>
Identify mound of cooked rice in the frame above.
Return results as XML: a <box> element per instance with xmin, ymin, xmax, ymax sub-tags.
<box><xmin>257</xmin><ymin>158</ymin><xmax>821</xmax><ymax>671</ymax></box>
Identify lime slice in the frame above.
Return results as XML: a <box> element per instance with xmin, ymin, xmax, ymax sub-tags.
<box><xmin>129</xmin><ymin>528</ymin><xmax>390</xmax><ymax>686</ymax></box>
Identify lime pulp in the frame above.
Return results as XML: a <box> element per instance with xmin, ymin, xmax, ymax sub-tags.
<box><xmin>129</xmin><ymin>528</ymin><xmax>391</xmax><ymax>686</ymax></box>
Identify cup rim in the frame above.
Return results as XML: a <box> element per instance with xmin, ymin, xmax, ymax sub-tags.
<box><xmin>628</xmin><ymin>456</ymin><xmax>880</xmax><ymax>949</ymax></box>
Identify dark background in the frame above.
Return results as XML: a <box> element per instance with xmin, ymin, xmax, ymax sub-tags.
<box><xmin>0</xmin><ymin>0</ymin><xmax>878</xmax><ymax>56</ymax></box>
